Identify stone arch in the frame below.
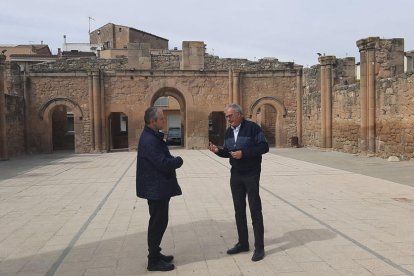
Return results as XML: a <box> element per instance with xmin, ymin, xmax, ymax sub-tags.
<box><xmin>39</xmin><ymin>97</ymin><xmax>83</xmax><ymax>122</ymax></box>
<box><xmin>150</xmin><ymin>87</ymin><xmax>187</xmax><ymax>147</ymax></box>
<box><xmin>38</xmin><ymin>97</ymin><xmax>83</xmax><ymax>153</ymax></box>
<box><xmin>249</xmin><ymin>97</ymin><xmax>287</xmax><ymax>147</ymax></box>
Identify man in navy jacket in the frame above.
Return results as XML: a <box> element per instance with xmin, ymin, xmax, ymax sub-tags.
<box><xmin>136</xmin><ymin>107</ymin><xmax>183</xmax><ymax>271</ymax></box>
<box><xmin>209</xmin><ymin>103</ymin><xmax>269</xmax><ymax>262</ymax></box>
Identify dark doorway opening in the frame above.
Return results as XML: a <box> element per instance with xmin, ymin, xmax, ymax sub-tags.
<box><xmin>208</xmin><ymin>112</ymin><xmax>226</xmax><ymax>146</ymax></box>
<box><xmin>52</xmin><ymin>105</ymin><xmax>74</xmax><ymax>151</ymax></box>
<box><xmin>256</xmin><ymin>104</ymin><xmax>276</xmax><ymax>147</ymax></box>
<box><xmin>109</xmin><ymin>112</ymin><xmax>129</xmax><ymax>150</ymax></box>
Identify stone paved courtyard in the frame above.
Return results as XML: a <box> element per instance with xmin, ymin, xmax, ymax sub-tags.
<box><xmin>1</xmin><ymin>149</ymin><xmax>414</xmax><ymax>275</ymax></box>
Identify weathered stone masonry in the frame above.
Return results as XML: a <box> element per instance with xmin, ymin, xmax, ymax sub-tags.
<box><xmin>303</xmin><ymin>37</ymin><xmax>414</xmax><ymax>159</ymax></box>
<box><xmin>2</xmin><ymin>35</ymin><xmax>414</xmax><ymax>160</ymax></box>
<box><xmin>0</xmin><ymin>42</ymin><xmax>301</xmax><ymax>158</ymax></box>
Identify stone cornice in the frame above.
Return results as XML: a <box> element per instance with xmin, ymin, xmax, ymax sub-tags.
<box><xmin>357</xmin><ymin>37</ymin><xmax>380</xmax><ymax>51</ymax></box>
<box><xmin>318</xmin><ymin>56</ymin><xmax>336</xmax><ymax>66</ymax></box>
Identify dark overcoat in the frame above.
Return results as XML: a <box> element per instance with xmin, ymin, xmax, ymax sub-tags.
<box><xmin>136</xmin><ymin>126</ymin><xmax>183</xmax><ymax>200</ymax></box>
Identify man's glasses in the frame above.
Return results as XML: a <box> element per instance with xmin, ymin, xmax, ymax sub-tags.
<box><xmin>225</xmin><ymin>113</ymin><xmax>239</xmax><ymax>119</ymax></box>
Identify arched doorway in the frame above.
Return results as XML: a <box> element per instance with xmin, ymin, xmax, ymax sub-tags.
<box><xmin>38</xmin><ymin>97</ymin><xmax>83</xmax><ymax>153</ymax></box>
<box><xmin>151</xmin><ymin>88</ymin><xmax>186</xmax><ymax>147</ymax></box>
<box><xmin>256</xmin><ymin>104</ymin><xmax>276</xmax><ymax>147</ymax></box>
<box><xmin>250</xmin><ymin>97</ymin><xmax>287</xmax><ymax>148</ymax></box>
<box><xmin>51</xmin><ymin>105</ymin><xmax>74</xmax><ymax>151</ymax></box>
<box><xmin>109</xmin><ymin>112</ymin><xmax>129</xmax><ymax>150</ymax></box>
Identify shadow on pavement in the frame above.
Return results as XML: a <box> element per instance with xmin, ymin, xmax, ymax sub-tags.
<box><xmin>265</xmin><ymin>228</ymin><xmax>337</xmax><ymax>255</ymax></box>
<box><xmin>0</xmin><ymin>220</ymin><xmax>337</xmax><ymax>275</ymax></box>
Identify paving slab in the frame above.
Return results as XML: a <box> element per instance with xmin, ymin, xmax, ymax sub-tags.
<box><xmin>0</xmin><ymin>149</ymin><xmax>413</xmax><ymax>275</ymax></box>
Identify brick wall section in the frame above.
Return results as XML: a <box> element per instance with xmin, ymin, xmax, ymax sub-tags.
<box><xmin>5</xmin><ymin>95</ymin><xmax>25</xmax><ymax>156</ymax></box>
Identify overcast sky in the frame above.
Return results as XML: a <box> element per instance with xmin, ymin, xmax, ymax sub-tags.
<box><xmin>1</xmin><ymin>0</ymin><xmax>413</xmax><ymax>67</ymax></box>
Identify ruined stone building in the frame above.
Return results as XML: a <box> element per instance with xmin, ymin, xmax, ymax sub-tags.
<box><xmin>1</xmin><ymin>23</ymin><xmax>413</xmax><ymax>161</ymax></box>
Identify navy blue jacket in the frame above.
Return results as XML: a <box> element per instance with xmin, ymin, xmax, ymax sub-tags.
<box><xmin>216</xmin><ymin>119</ymin><xmax>269</xmax><ymax>176</ymax></box>
<box><xmin>136</xmin><ymin>126</ymin><xmax>183</xmax><ymax>200</ymax></box>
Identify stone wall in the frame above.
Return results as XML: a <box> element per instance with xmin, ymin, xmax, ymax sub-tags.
<box><xmin>242</xmin><ymin>72</ymin><xmax>298</xmax><ymax>147</ymax></box>
<box><xmin>376</xmin><ymin>73</ymin><xmax>414</xmax><ymax>159</ymax></box>
<box><xmin>205</xmin><ymin>55</ymin><xmax>295</xmax><ymax>71</ymax></box>
<box><xmin>4</xmin><ymin>63</ymin><xmax>22</xmax><ymax>96</ymax></box>
<box><xmin>30</xmin><ymin>57</ymin><xmax>127</xmax><ymax>72</ymax></box>
<box><xmin>5</xmin><ymin>95</ymin><xmax>25</xmax><ymax>156</ymax></box>
<box><xmin>302</xmin><ymin>48</ymin><xmax>414</xmax><ymax>159</ymax></box>
<box><xmin>334</xmin><ymin>57</ymin><xmax>356</xmax><ymax>85</ymax></box>
<box><xmin>331</xmin><ymin>84</ymin><xmax>360</xmax><ymax>153</ymax></box>
<box><xmin>376</xmin><ymin>38</ymin><xmax>405</xmax><ymax>79</ymax></box>
<box><xmin>28</xmin><ymin>75</ymin><xmax>91</xmax><ymax>153</ymax></box>
<box><xmin>151</xmin><ymin>54</ymin><xmax>180</xmax><ymax>70</ymax></box>
<box><xmin>302</xmin><ymin>66</ymin><xmax>321</xmax><ymax>146</ymax></box>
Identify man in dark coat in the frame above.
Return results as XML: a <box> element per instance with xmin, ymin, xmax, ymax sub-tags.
<box><xmin>136</xmin><ymin>107</ymin><xmax>183</xmax><ymax>272</ymax></box>
<box><xmin>209</xmin><ymin>103</ymin><xmax>269</xmax><ymax>262</ymax></box>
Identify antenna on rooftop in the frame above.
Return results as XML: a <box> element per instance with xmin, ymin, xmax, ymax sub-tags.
<box><xmin>88</xmin><ymin>16</ymin><xmax>95</xmax><ymax>35</ymax></box>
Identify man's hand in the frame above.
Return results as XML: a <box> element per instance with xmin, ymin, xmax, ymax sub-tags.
<box><xmin>208</xmin><ymin>142</ymin><xmax>219</xmax><ymax>153</ymax></box>
<box><xmin>230</xmin><ymin>150</ymin><xmax>243</xmax><ymax>159</ymax></box>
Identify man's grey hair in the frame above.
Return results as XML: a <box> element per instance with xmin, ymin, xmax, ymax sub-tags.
<box><xmin>225</xmin><ymin>103</ymin><xmax>244</xmax><ymax>116</ymax></box>
<box><xmin>144</xmin><ymin>107</ymin><xmax>160</xmax><ymax>125</ymax></box>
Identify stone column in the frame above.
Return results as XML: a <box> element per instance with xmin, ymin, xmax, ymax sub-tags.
<box><xmin>100</xmin><ymin>71</ymin><xmax>107</xmax><ymax>151</ymax></box>
<box><xmin>357</xmin><ymin>37</ymin><xmax>378</xmax><ymax>153</ymax></box>
<box><xmin>319</xmin><ymin>56</ymin><xmax>336</xmax><ymax>148</ymax></box>
<box><xmin>88</xmin><ymin>72</ymin><xmax>95</xmax><ymax>150</ymax></box>
<box><xmin>23</xmin><ymin>72</ymin><xmax>30</xmax><ymax>153</ymax></box>
<box><xmin>406</xmin><ymin>51</ymin><xmax>414</xmax><ymax>72</ymax></box>
<box><xmin>0</xmin><ymin>60</ymin><xmax>7</xmax><ymax>160</ymax></box>
<box><xmin>358</xmin><ymin>46</ymin><xmax>368</xmax><ymax>152</ymax></box>
<box><xmin>92</xmin><ymin>71</ymin><xmax>102</xmax><ymax>151</ymax></box>
<box><xmin>296</xmin><ymin>68</ymin><xmax>303</xmax><ymax>146</ymax></box>
<box><xmin>367</xmin><ymin>49</ymin><xmax>376</xmax><ymax>153</ymax></box>
<box><xmin>320</xmin><ymin>63</ymin><xmax>326</xmax><ymax>148</ymax></box>
<box><xmin>232</xmin><ymin>70</ymin><xmax>240</xmax><ymax>105</ymax></box>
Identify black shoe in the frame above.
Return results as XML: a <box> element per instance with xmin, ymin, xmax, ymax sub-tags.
<box><xmin>147</xmin><ymin>259</ymin><xmax>175</xmax><ymax>271</ymax></box>
<box><xmin>227</xmin><ymin>243</ymin><xmax>249</xmax><ymax>255</ymax></box>
<box><xmin>251</xmin><ymin>248</ymin><xmax>265</xmax><ymax>262</ymax></box>
<box><xmin>160</xmin><ymin>253</ymin><xmax>174</xmax><ymax>263</ymax></box>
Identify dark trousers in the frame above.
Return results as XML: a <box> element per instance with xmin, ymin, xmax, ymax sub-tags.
<box><xmin>147</xmin><ymin>198</ymin><xmax>170</xmax><ymax>264</ymax></box>
<box><xmin>230</xmin><ymin>173</ymin><xmax>264</xmax><ymax>250</ymax></box>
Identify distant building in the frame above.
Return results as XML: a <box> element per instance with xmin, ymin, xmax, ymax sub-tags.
<box><xmin>0</xmin><ymin>44</ymin><xmax>52</xmax><ymax>61</ymax></box>
<box><xmin>89</xmin><ymin>23</ymin><xmax>168</xmax><ymax>50</ymax></box>
<box><xmin>0</xmin><ymin>44</ymin><xmax>54</xmax><ymax>72</ymax></box>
